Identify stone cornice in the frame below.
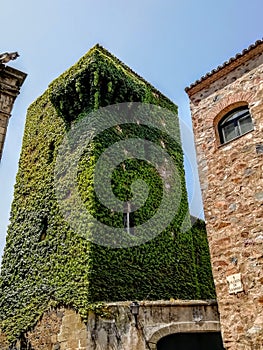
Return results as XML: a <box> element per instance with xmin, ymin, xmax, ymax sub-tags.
<box><xmin>0</xmin><ymin>64</ymin><xmax>27</xmax><ymax>94</ymax></box>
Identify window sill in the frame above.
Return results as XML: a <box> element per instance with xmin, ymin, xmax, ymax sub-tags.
<box><xmin>217</xmin><ymin>129</ymin><xmax>254</xmax><ymax>148</ymax></box>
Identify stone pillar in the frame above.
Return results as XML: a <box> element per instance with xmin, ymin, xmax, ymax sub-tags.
<box><xmin>0</xmin><ymin>64</ymin><xmax>26</xmax><ymax>161</ymax></box>
<box><xmin>186</xmin><ymin>40</ymin><xmax>263</xmax><ymax>349</ymax></box>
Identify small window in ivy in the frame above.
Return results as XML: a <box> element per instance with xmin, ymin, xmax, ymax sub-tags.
<box><xmin>123</xmin><ymin>202</ymin><xmax>134</xmax><ymax>235</ymax></box>
<box><xmin>39</xmin><ymin>217</ymin><xmax>48</xmax><ymax>242</ymax></box>
<box><xmin>218</xmin><ymin>106</ymin><xmax>253</xmax><ymax>144</ymax></box>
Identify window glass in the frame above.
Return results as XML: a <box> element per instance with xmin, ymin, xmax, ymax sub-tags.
<box><xmin>218</xmin><ymin>106</ymin><xmax>253</xmax><ymax>144</ymax></box>
<box><xmin>239</xmin><ymin>115</ymin><xmax>253</xmax><ymax>134</ymax></box>
<box><xmin>222</xmin><ymin>123</ymin><xmax>236</xmax><ymax>143</ymax></box>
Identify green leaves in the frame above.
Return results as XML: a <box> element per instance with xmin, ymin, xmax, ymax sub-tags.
<box><xmin>0</xmin><ymin>45</ymin><xmax>214</xmax><ymax>343</ymax></box>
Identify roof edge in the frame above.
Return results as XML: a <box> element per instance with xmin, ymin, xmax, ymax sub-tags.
<box><xmin>185</xmin><ymin>39</ymin><xmax>263</xmax><ymax>97</ymax></box>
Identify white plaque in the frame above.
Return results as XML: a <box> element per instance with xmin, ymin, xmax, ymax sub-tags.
<box><xmin>226</xmin><ymin>273</ymin><xmax>243</xmax><ymax>294</ymax></box>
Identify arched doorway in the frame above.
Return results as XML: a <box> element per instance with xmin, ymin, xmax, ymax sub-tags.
<box><xmin>157</xmin><ymin>332</ymin><xmax>224</xmax><ymax>350</ymax></box>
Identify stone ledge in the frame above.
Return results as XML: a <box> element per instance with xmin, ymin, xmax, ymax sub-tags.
<box><xmin>106</xmin><ymin>299</ymin><xmax>218</xmax><ymax>307</ymax></box>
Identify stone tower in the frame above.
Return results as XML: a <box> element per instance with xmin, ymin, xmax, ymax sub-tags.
<box><xmin>186</xmin><ymin>39</ymin><xmax>263</xmax><ymax>349</ymax></box>
<box><xmin>0</xmin><ymin>62</ymin><xmax>26</xmax><ymax>161</ymax></box>
<box><xmin>0</xmin><ymin>45</ymin><xmax>215</xmax><ymax>346</ymax></box>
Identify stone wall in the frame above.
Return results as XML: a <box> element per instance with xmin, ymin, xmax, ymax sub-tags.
<box><xmin>187</xmin><ymin>43</ymin><xmax>263</xmax><ymax>349</ymax></box>
<box><xmin>0</xmin><ymin>329</ymin><xmax>9</xmax><ymax>349</ymax></box>
<box><xmin>3</xmin><ymin>301</ymin><xmax>220</xmax><ymax>350</ymax></box>
<box><xmin>0</xmin><ymin>64</ymin><xmax>26</xmax><ymax>160</ymax></box>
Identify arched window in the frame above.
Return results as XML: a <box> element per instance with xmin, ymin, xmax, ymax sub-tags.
<box><xmin>218</xmin><ymin>106</ymin><xmax>253</xmax><ymax>144</ymax></box>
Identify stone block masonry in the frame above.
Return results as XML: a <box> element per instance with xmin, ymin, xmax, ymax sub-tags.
<box><xmin>0</xmin><ymin>301</ymin><xmax>221</xmax><ymax>350</ymax></box>
<box><xmin>186</xmin><ymin>39</ymin><xmax>263</xmax><ymax>349</ymax></box>
<box><xmin>0</xmin><ymin>64</ymin><xmax>26</xmax><ymax>160</ymax></box>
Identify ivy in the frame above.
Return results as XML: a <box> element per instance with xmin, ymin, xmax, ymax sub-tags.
<box><xmin>0</xmin><ymin>44</ymin><xmax>215</xmax><ymax>342</ymax></box>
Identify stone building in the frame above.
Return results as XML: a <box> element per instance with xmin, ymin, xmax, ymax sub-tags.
<box><xmin>0</xmin><ymin>61</ymin><xmax>26</xmax><ymax>161</ymax></box>
<box><xmin>186</xmin><ymin>39</ymin><xmax>263</xmax><ymax>349</ymax></box>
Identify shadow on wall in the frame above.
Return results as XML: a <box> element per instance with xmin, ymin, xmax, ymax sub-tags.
<box><xmin>157</xmin><ymin>332</ymin><xmax>225</xmax><ymax>350</ymax></box>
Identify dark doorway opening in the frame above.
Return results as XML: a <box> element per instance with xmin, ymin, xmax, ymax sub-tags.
<box><xmin>157</xmin><ymin>332</ymin><xmax>224</xmax><ymax>350</ymax></box>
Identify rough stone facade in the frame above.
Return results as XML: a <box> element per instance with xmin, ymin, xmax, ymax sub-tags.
<box><xmin>0</xmin><ymin>63</ymin><xmax>26</xmax><ymax>161</ymax></box>
<box><xmin>3</xmin><ymin>301</ymin><xmax>221</xmax><ymax>350</ymax></box>
<box><xmin>186</xmin><ymin>40</ymin><xmax>263</xmax><ymax>349</ymax></box>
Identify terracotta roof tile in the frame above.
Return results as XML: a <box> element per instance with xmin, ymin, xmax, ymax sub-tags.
<box><xmin>185</xmin><ymin>38</ymin><xmax>263</xmax><ymax>94</ymax></box>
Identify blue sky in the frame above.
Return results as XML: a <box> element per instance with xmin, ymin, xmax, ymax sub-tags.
<box><xmin>0</xmin><ymin>0</ymin><xmax>262</xmax><ymax>258</ymax></box>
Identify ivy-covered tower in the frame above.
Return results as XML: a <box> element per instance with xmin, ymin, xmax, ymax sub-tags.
<box><xmin>0</xmin><ymin>45</ymin><xmax>215</xmax><ymax>342</ymax></box>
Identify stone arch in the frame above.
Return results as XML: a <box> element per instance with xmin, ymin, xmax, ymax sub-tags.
<box><xmin>147</xmin><ymin>321</ymin><xmax>221</xmax><ymax>350</ymax></box>
<box><xmin>213</xmin><ymin>101</ymin><xmax>249</xmax><ymax>146</ymax></box>
<box><xmin>210</xmin><ymin>91</ymin><xmax>253</xmax><ymax>122</ymax></box>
